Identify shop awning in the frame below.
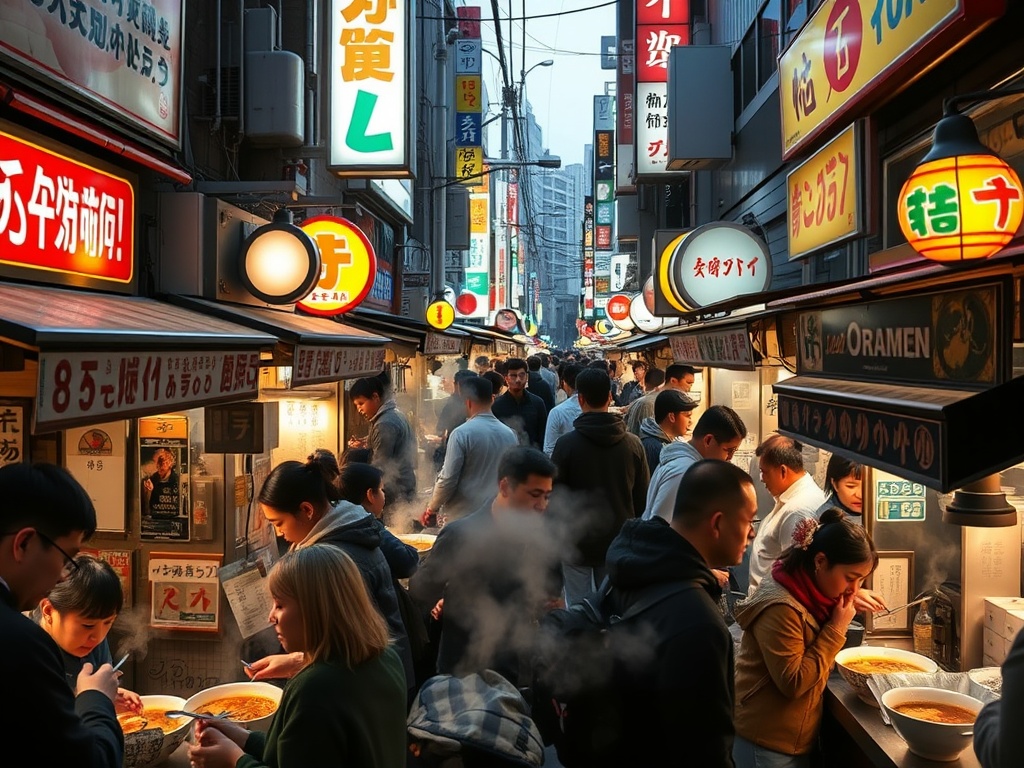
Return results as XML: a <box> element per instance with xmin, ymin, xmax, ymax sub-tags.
<box><xmin>167</xmin><ymin>296</ymin><xmax>391</xmax><ymax>386</ymax></box>
<box><xmin>450</xmin><ymin>322</ymin><xmax>521</xmax><ymax>355</ymax></box>
<box><xmin>611</xmin><ymin>333</ymin><xmax>670</xmax><ymax>352</ymax></box>
<box><xmin>0</xmin><ymin>282</ymin><xmax>277</xmax><ymax>433</ymax></box>
<box><xmin>773</xmin><ymin>375</ymin><xmax>1024</xmax><ymax>493</ymax></box>
<box><xmin>344</xmin><ymin>308</ymin><xmax>470</xmax><ymax>355</ymax></box>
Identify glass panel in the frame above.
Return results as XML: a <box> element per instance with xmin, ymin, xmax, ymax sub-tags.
<box><xmin>759</xmin><ymin>0</ymin><xmax>781</xmax><ymax>88</ymax></box>
<box><xmin>741</xmin><ymin>27</ymin><xmax>757</xmax><ymax>110</ymax></box>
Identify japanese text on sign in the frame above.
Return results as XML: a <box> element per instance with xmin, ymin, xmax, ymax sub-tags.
<box><xmin>0</xmin><ymin>1</ymin><xmax>184</xmax><ymax>145</ymax></box>
<box><xmin>149</xmin><ymin>553</ymin><xmax>221</xmax><ymax>631</ymax></box>
<box><xmin>330</xmin><ymin>0</ymin><xmax>409</xmax><ymax>170</ymax></box>
<box><xmin>670</xmin><ymin>328</ymin><xmax>754</xmax><ymax>371</ymax></box>
<box><xmin>0</xmin><ymin>131</ymin><xmax>134</xmax><ymax>283</ymax></box>
<box><xmin>875</xmin><ymin>473</ymin><xmax>927</xmax><ymax>522</ymax></box>
<box><xmin>292</xmin><ymin>346</ymin><xmax>386</xmax><ymax>386</ymax></box>
<box><xmin>36</xmin><ymin>350</ymin><xmax>261</xmax><ymax>432</ymax></box>
<box><xmin>149</xmin><ymin>559</ymin><xmax>218</xmax><ymax>581</ymax></box>
<box><xmin>788</xmin><ymin>123</ymin><xmax>861</xmax><ymax>260</ymax></box>
<box><xmin>635</xmin><ymin>0</ymin><xmax>689</xmax><ymax>177</ymax></box>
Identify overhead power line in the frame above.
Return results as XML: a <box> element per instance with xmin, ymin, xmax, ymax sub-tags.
<box><xmin>418</xmin><ymin>0</ymin><xmax>617</xmax><ymax>22</ymax></box>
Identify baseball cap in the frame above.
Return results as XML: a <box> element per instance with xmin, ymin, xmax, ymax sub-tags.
<box><xmin>654</xmin><ymin>389</ymin><xmax>698</xmax><ymax>422</ymax></box>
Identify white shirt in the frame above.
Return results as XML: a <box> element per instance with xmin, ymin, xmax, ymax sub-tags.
<box><xmin>542</xmin><ymin>392</ymin><xmax>582</xmax><ymax>455</ymax></box>
<box><xmin>747</xmin><ymin>472</ymin><xmax>826</xmax><ymax>595</ymax></box>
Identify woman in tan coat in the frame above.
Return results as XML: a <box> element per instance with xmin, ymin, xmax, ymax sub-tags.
<box><xmin>733</xmin><ymin>508</ymin><xmax>878</xmax><ymax>767</ymax></box>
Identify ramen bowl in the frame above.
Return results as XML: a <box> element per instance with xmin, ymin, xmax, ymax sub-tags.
<box><xmin>183</xmin><ymin>681</ymin><xmax>283</xmax><ymax>733</ymax></box>
<box><xmin>834</xmin><ymin>646</ymin><xmax>939</xmax><ymax>706</ymax></box>
<box><xmin>881</xmin><ymin>686</ymin><xmax>983</xmax><ymax>762</ymax></box>
<box><xmin>396</xmin><ymin>532</ymin><xmax>437</xmax><ymax>557</ymax></box>
<box><xmin>120</xmin><ymin>694</ymin><xmax>189</xmax><ymax>768</ymax></box>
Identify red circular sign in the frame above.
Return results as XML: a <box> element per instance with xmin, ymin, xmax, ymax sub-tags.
<box><xmin>606</xmin><ymin>294</ymin><xmax>632</xmax><ymax>321</ymax></box>
<box><xmin>823</xmin><ymin>0</ymin><xmax>862</xmax><ymax>94</ymax></box>
<box><xmin>455</xmin><ymin>291</ymin><xmax>478</xmax><ymax>315</ymax></box>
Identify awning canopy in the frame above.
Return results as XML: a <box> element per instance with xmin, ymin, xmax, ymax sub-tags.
<box><xmin>451</xmin><ymin>322</ymin><xmax>521</xmax><ymax>355</ymax></box>
<box><xmin>167</xmin><ymin>296</ymin><xmax>391</xmax><ymax>385</ymax></box>
<box><xmin>0</xmin><ymin>282</ymin><xmax>277</xmax><ymax>433</ymax></box>
<box><xmin>344</xmin><ymin>308</ymin><xmax>470</xmax><ymax>355</ymax></box>
<box><xmin>774</xmin><ymin>374</ymin><xmax>1024</xmax><ymax>493</ymax></box>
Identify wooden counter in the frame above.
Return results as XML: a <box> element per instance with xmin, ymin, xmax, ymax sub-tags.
<box><xmin>822</xmin><ymin>673</ymin><xmax>981</xmax><ymax>768</ymax></box>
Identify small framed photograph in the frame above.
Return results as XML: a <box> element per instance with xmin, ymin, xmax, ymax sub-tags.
<box><xmin>866</xmin><ymin>550</ymin><xmax>915</xmax><ymax>635</ymax></box>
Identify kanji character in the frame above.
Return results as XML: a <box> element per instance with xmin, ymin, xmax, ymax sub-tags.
<box><xmin>339</xmin><ymin>28</ymin><xmax>395</xmax><ymax>81</ymax></box>
<box><xmin>972</xmin><ymin>174</ymin><xmax>1022</xmax><ymax>230</ymax></box>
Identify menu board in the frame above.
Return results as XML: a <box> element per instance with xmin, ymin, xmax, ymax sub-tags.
<box><xmin>219</xmin><ymin>548</ymin><xmax>276</xmax><ymax>639</ymax></box>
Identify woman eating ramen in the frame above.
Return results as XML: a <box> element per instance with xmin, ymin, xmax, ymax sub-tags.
<box><xmin>188</xmin><ymin>545</ymin><xmax>407</xmax><ymax>768</ymax></box>
<box><xmin>732</xmin><ymin>509</ymin><xmax>878</xmax><ymax>768</ymax></box>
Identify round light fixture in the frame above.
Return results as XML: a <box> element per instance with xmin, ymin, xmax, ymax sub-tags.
<box><xmin>898</xmin><ymin>112</ymin><xmax>1024</xmax><ymax>262</ymax></box>
<box><xmin>239</xmin><ymin>208</ymin><xmax>321</xmax><ymax>304</ymax></box>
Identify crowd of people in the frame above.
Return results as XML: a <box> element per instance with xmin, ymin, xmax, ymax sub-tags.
<box><xmin>3</xmin><ymin>354</ymin><xmax>1021</xmax><ymax>767</ymax></box>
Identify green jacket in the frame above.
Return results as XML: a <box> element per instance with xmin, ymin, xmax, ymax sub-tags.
<box><xmin>238</xmin><ymin>647</ymin><xmax>407</xmax><ymax>768</ymax></box>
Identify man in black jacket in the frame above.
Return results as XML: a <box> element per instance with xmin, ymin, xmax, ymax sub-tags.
<box><xmin>0</xmin><ymin>463</ymin><xmax>123</xmax><ymax>768</ymax></box>
<box><xmin>602</xmin><ymin>459</ymin><xmax>758</xmax><ymax>768</ymax></box>
<box><xmin>551</xmin><ymin>367</ymin><xmax>649</xmax><ymax>605</ymax></box>
<box><xmin>492</xmin><ymin>357</ymin><xmax>548</xmax><ymax>448</ymax></box>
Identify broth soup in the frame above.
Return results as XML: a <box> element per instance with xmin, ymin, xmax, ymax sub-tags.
<box><xmin>195</xmin><ymin>695</ymin><xmax>278</xmax><ymax>721</ymax></box>
<box><xmin>118</xmin><ymin>710</ymin><xmax>184</xmax><ymax>735</ymax></box>
<box><xmin>892</xmin><ymin>701</ymin><xmax>978</xmax><ymax>725</ymax></box>
<box><xmin>842</xmin><ymin>657</ymin><xmax>928</xmax><ymax>675</ymax></box>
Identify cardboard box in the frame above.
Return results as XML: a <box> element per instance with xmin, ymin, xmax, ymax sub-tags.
<box><xmin>1005</xmin><ymin>609</ymin><xmax>1024</xmax><ymax>641</ymax></box>
<box><xmin>983</xmin><ymin>627</ymin><xmax>1007</xmax><ymax>664</ymax></box>
<box><xmin>984</xmin><ymin>597</ymin><xmax>1024</xmax><ymax>635</ymax></box>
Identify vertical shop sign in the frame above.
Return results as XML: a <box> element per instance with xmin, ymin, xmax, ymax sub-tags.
<box><xmin>329</xmin><ymin>0</ymin><xmax>412</xmax><ymax>174</ymax></box>
<box><xmin>455</xmin><ymin>9</ymin><xmax>484</xmax><ymax>182</ymax></box>
<box><xmin>582</xmin><ymin>196</ymin><xmax>596</xmax><ymax>318</ymax></box>
<box><xmin>617</xmin><ymin>0</ymin><xmax>636</xmax><ymax>193</ymax></box>
<box><xmin>65</xmin><ymin>421</ymin><xmax>127</xmax><ymax>533</ymax></box>
<box><xmin>635</xmin><ymin>0</ymin><xmax>690</xmax><ymax>178</ymax></box>
<box><xmin>149</xmin><ymin>552</ymin><xmax>221</xmax><ymax>631</ymax></box>
<box><xmin>493</xmin><ymin>177</ymin><xmax>508</xmax><ymax>308</ymax></box>
<box><xmin>462</xmin><ymin>191</ymin><xmax>490</xmax><ymax>318</ymax></box>
<box><xmin>508</xmin><ymin>173</ymin><xmax>521</xmax><ymax>308</ymax></box>
<box><xmin>0</xmin><ymin>1</ymin><xmax>185</xmax><ymax>147</ymax></box>
<box><xmin>139</xmin><ymin>415</ymin><xmax>190</xmax><ymax>542</ymax></box>
<box><xmin>0</xmin><ymin>400</ymin><xmax>25</xmax><ymax>469</ymax></box>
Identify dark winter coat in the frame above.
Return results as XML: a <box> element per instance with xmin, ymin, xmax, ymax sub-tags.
<box><xmin>550</xmin><ymin>411</ymin><xmax>649</xmax><ymax>567</ymax></box>
<box><xmin>492</xmin><ymin>389</ymin><xmax>548</xmax><ymax>448</ymax></box>
<box><xmin>602</xmin><ymin>517</ymin><xmax>737</xmax><ymax>768</ymax></box>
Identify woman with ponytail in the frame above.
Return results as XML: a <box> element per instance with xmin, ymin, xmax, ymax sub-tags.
<box><xmin>732</xmin><ymin>509</ymin><xmax>878</xmax><ymax>768</ymax></box>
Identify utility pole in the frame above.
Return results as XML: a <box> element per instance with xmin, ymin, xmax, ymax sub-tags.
<box><xmin>431</xmin><ymin>28</ymin><xmax>453</xmax><ymax>302</ymax></box>
<box><xmin>502</xmin><ymin>83</ymin><xmax>515</xmax><ymax>315</ymax></box>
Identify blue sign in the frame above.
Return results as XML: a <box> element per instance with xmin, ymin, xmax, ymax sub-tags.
<box><xmin>455</xmin><ymin>112</ymin><xmax>482</xmax><ymax>147</ymax></box>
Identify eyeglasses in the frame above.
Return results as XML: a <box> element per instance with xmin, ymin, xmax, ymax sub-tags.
<box><xmin>0</xmin><ymin>529</ymin><xmax>79</xmax><ymax>577</ymax></box>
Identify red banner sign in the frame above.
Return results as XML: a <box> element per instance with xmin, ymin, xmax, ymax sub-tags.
<box><xmin>36</xmin><ymin>350</ymin><xmax>260</xmax><ymax>432</ymax></box>
<box><xmin>0</xmin><ymin>131</ymin><xmax>134</xmax><ymax>283</ymax></box>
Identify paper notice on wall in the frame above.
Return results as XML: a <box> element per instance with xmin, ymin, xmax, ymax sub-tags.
<box><xmin>219</xmin><ymin>548</ymin><xmax>277</xmax><ymax>639</ymax></box>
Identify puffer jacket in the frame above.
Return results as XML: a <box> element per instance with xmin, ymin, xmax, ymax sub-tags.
<box><xmin>732</xmin><ymin>575</ymin><xmax>847</xmax><ymax>756</ymax></box>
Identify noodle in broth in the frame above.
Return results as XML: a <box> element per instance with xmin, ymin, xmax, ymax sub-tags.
<box><xmin>118</xmin><ymin>710</ymin><xmax>183</xmax><ymax>735</ymax></box>
<box><xmin>196</xmin><ymin>695</ymin><xmax>277</xmax><ymax>721</ymax></box>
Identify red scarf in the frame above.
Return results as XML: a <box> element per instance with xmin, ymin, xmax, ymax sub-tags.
<box><xmin>771</xmin><ymin>559</ymin><xmax>837</xmax><ymax>625</ymax></box>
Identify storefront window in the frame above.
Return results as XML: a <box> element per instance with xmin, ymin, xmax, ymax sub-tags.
<box><xmin>759</xmin><ymin>0</ymin><xmax>781</xmax><ymax>90</ymax></box>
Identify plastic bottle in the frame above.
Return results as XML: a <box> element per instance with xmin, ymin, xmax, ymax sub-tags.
<box><xmin>913</xmin><ymin>603</ymin><xmax>934</xmax><ymax>657</ymax></box>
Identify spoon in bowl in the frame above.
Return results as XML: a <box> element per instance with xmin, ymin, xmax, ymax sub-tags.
<box><xmin>165</xmin><ymin>710</ymin><xmax>229</xmax><ymax>721</ymax></box>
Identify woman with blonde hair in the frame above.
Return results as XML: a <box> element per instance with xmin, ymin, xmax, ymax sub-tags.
<box><xmin>188</xmin><ymin>545</ymin><xmax>407</xmax><ymax>768</ymax></box>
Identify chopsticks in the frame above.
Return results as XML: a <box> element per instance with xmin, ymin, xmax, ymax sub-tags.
<box><xmin>112</xmin><ymin>653</ymin><xmax>130</xmax><ymax>672</ymax></box>
<box><xmin>878</xmin><ymin>596</ymin><xmax>930</xmax><ymax>617</ymax></box>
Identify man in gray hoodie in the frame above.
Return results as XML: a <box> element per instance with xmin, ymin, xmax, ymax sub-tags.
<box><xmin>643</xmin><ymin>405</ymin><xmax>747</xmax><ymax>523</ymax></box>
<box><xmin>639</xmin><ymin>389</ymin><xmax>697</xmax><ymax>471</ymax></box>
<box><xmin>349</xmin><ymin>375</ymin><xmax>418</xmax><ymax>505</ymax></box>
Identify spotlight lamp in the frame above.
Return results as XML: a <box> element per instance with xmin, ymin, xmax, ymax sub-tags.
<box><xmin>239</xmin><ymin>208</ymin><xmax>321</xmax><ymax>304</ymax></box>
<box><xmin>898</xmin><ymin>88</ymin><xmax>1024</xmax><ymax>262</ymax></box>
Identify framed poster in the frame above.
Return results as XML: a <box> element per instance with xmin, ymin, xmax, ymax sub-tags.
<box><xmin>139</xmin><ymin>416</ymin><xmax>190</xmax><ymax>541</ymax></box>
<box><xmin>866</xmin><ymin>551</ymin><xmax>915</xmax><ymax>635</ymax></box>
<box><xmin>65</xmin><ymin>421</ymin><xmax>128</xmax><ymax>533</ymax></box>
<box><xmin>148</xmin><ymin>552</ymin><xmax>221</xmax><ymax>632</ymax></box>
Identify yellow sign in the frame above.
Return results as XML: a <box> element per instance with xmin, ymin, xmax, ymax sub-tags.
<box><xmin>456</xmin><ymin>146</ymin><xmax>483</xmax><ymax>180</ymax></box>
<box><xmin>897</xmin><ymin>154</ymin><xmax>1024</xmax><ymax>262</ymax></box>
<box><xmin>296</xmin><ymin>216</ymin><xmax>376</xmax><ymax>317</ymax></box>
<box><xmin>787</xmin><ymin>123</ymin><xmax>861</xmax><ymax>260</ymax></box>
<box><xmin>469</xmin><ymin>195</ymin><xmax>489</xmax><ymax>234</ymax></box>
<box><xmin>781</xmin><ymin>0</ymin><xmax>967</xmax><ymax>159</ymax></box>
<box><xmin>456</xmin><ymin>75</ymin><xmax>482</xmax><ymax>112</ymax></box>
<box><xmin>426</xmin><ymin>300</ymin><xmax>456</xmax><ymax>330</ymax></box>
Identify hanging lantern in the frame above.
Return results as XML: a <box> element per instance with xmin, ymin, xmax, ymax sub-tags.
<box><xmin>898</xmin><ymin>112</ymin><xmax>1024</xmax><ymax>262</ymax></box>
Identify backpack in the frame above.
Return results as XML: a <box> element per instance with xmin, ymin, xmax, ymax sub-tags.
<box><xmin>527</xmin><ymin>578</ymin><xmax>697</xmax><ymax>767</ymax></box>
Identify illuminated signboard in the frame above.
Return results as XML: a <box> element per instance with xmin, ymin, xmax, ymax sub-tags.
<box><xmin>329</xmin><ymin>0</ymin><xmax>412</xmax><ymax>175</ymax></box>
<box><xmin>787</xmin><ymin>123</ymin><xmax>863</xmax><ymax>260</ymax></box>
<box><xmin>0</xmin><ymin>130</ymin><xmax>134</xmax><ymax>285</ymax></box>
<box><xmin>0</xmin><ymin>1</ymin><xmax>185</xmax><ymax>147</ymax></box>
<box><xmin>635</xmin><ymin>0</ymin><xmax>689</xmax><ymax>177</ymax></box>
<box><xmin>296</xmin><ymin>216</ymin><xmax>376</xmax><ymax>316</ymax></box>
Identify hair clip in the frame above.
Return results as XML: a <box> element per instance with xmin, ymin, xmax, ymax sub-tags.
<box><xmin>792</xmin><ymin>517</ymin><xmax>819</xmax><ymax>550</ymax></box>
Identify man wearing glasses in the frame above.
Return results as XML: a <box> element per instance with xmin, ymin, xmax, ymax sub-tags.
<box><xmin>0</xmin><ymin>462</ymin><xmax>123</xmax><ymax>767</ymax></box>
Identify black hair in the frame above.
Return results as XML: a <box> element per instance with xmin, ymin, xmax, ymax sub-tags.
<box><xmin>43</xmin><ymin>554</ymin><xmax>123</xmax><ymax>619</ymax></box>
<box><xmin>777</xmin><ymin>508</ymin><xmax>879</xmax><ymax>576</ymax></box>
<box><xmin>505</xmin><ymin>357</ymin><xmax>527</xmax><ymax>373</ymax></box>
<box><xmin>338</xmin><ymin>463</ymin><xmax>385</xmax><ymax>508</ymax></box>
<box><xmin>575</xmin><ymin>368</ymin><xmax>611</xmax><ymax>408</ymax></box>
<box><xmin>493</xmin><ymin>359</ymin><xmax>509</xmax><ymax>375</ymax></box>
<box><xmin>559</xmin><ymin>363</ymin><xmax>584</xmax><ymax>391</ymax></box>
<box><xmin>341</xmin><ymin>447</ymin><xmax>372</xmax><ymax>466</ymax></box>
<box><xmin>460</xmin><ymin>375</ymin><xmax>494</xmax><ymax>403</ymax></box>
<box><xmin>587</xmin><ymin>359</ymin><xmax>609</xmax><ymax>372</ymax></box>
<box><xmin>673</xmin><ymin>459</ymin><xmax>754</xmax><ymax>526</ymax></box>
<box><xmin>825</xmin><ymin>453</ymin><xmax>863</xmax><ymax>496</ymax></box>
<box><xmin>453</xmin><ymin>369</ymin><xmax>478</xmax><ymax>386</ymax></box>
<box><xmin>629</xmin><ymin>359</ymin><xmax>647</xmax><ymax>370</ymax></box>
<box><xmin>539</xmin><ymin>353</ymin><xmax>551</xmax><ymax>366</ymax></box>
<box><xmin>498</xmin><ymin>446</ymin><xmax>557</xmax><ymax>485</ymax></box>
<box><xmin>482</xmin><ymin>370</ymin><xmax>506</xmax><ymax>395</ymax></box>
<box><xmin>693</xmin><ymin>405</ymin><xmax>748</xmax><ymax>443</ymax></box>
<box><xmin>666</xmin><ymin>363</ymin><xmax>697</xmax><ymax>381</ymax></box>
<box><xmin>0</xmin><ymin>463</ymin><xmax>97</xmax><ymax>540</ymax></box>
<box><xmin>527</xmin><ymin>356</ymin><xmax>542</xmax><ymax>371</ymax></box>
<box><xmin>307</xmin><ymin>448</ymin><xmax>341</xmax><ymax>479</ymax></box>
<box><xmin>755</xmin><ymin>433</ymin><xmax>804</xmax><ymax>471</ymax></box>
<box><xmin>259</xmin><ymin>455</ymin><xmax>338</xmax><ymax>511</ymax></box>
<box><xmin>644</xmin><ymin>368</ymin><xmax>666</xmax><ymax>389</ymax></box>
<box><xmin>350</xmin><ymin>376</ymin><xmax>385</xmax><ymax>400</ymax></box>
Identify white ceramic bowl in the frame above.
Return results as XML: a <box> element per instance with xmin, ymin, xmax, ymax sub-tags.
<box><xmin>396</xmin><ymin>532</ymin><xmax>437</xmax><ymax>557</ymax></box>
<box><xmin>120</xmin><ymin>694</ymin><xmax>189</xmax><ymax>768</ymax></box>
<box><xmin>183</xmin><ymin>681</ymin><xmax>284</xmax><ymax>733</ymax></box>
<box><xmin>834</xmin><ymin>646</ymin><xmax>939</xmax><ymax>706</ymax></box>
<box><xmin>881</xmin><ymin>686</ymin><xmax>983</xmax><ymax>762</ymax></box>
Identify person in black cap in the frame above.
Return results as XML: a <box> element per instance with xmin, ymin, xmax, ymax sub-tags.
<box><xmin>640</xmin><ymin>389</ymin><xmax>698</xmax><ymax>472</ymax></box>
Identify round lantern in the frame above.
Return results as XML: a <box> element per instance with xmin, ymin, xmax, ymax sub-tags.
<box><xmin>898</xmin><ymin>112</ymin><xmax>1024</xmax><ymax>262</ymax></box>
<box><xmin>426</xmin><ymin>300</ymin><xmax>455</xmax><ymax>330</ymax></box>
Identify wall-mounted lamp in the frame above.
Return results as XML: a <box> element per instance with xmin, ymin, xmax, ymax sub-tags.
<box><xmin>898</xmin><ymin>87</ymin><xmax>1024</xmax><ymax>262</ymax></box>
<box><xmin>239</xmin><ymin>208</ymin><xmax>321</xmax><ymax>304</ymax></box>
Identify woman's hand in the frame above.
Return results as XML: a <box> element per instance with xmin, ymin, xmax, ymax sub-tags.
<box><xmin>187</xmin><ymin>719</ymin><xmax>248</xmax><ymax>768</ymax></box>
<box><xmin>853</xmin><ymin>588</ymin><xmax>887</xmax><ymax>614</ymax></box>
<box><xmin>115</xmin><ymin>687</ymin><xmax>144</xmax><ymax>714</ymax></box>
<box><xmin>830</xmin><ymin>593</ymin><xmax>858</xmax><ymax>631</ymax></box>
<box><xmin>245</xmin><ymin>651</ymin><xmax>304</xmax><ymax>681</ymax></box>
